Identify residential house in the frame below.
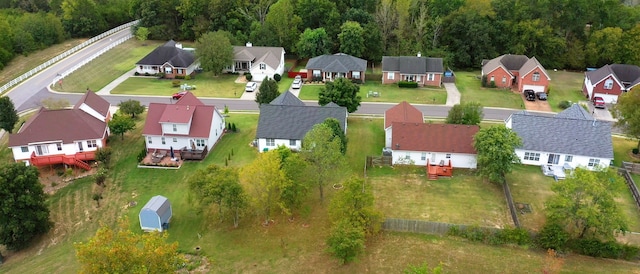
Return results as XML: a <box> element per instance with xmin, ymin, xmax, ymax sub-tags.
<box><xmin>226</xmin><ymin>43</ymin><xmax>285</xmax><ymax>81</ymax></box>
<box><xmin>505</xmin><ymin>104</ymin><xmax>613</xmax><ymax>169</ymax></box>
<box><xmin>135</xmin><ymin>40</ymin><xmax>199</xmax><ymax>79</ymax></box>
<box><xmin>8</xmin><ymin>91</ymin><xmax>111</xmax><ymax>170</ymax></box>
<box><xmin>481</xmin><ymin>54</ymin><xmax>550</xmax><ymax>93</ymax></box>
<box><xmin>384</xmin><ymin>101</ymin><xmax>424</xmax><ymax>148</ymax></box>
<box><xmin>255</xmin><ymin>91</ymin><xmax>347</xmax><ymax>152</ymax></box>
<box><xmin>305</xmin><ymin>53</ymin><xmax>367</xmax><ymax>83</ymax></box>
<box><xmin>381</xmin><ymin>54</ymin><xmax>444</xmax><ymax>87</ymax></box>
<box><xmin>582</xmin><ymin>64</ymin><xmax>640</xmax><ymax>103</ymax></box>
<box><xmin>142</xmin><ymin>92</ymin><xmax>225</xmax><ymax>159</ymax></box>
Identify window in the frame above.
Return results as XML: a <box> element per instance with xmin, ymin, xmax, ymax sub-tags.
<box><xmin>405</xmin><ymin>75</ymin><xmax>416</xmax><ymax>82</ymax></box>
<box><xmin>565</xmin><ymin>155</ymin><xmax>573</xmax><ymax>162</ymax></box>
<box><xmin>313</xmin><ymin>70</ymin><xmax>321</xmax><ymax>77</ymax></box>
<box><xmin>173</xmin><ymin>138</ymin><xmax>177</xmax><ymax>143</ymax></box>
<box><xmin>427</xmin><ymin>73</ymin><xmax>434</xmax><ymax>81</ymax></box>
<box><xmin>56</xmin><ymin>143</ymin><xmax>62</xmax><ymax>151</ymax></box>
<box><xmin>446</xmin><ymin>154</ymin><xmax>451</xmax><ymax>159</ymax></box>
<box><xmin>405</xmin><ymin>153</ymin><xmax>410</xmax><ymax>160</ymax></box>
<box><xmin>36</xmin><ymin>145</ymin><xmax>49</xmax><ymax>155</ymax></box>
<box><xmin>604</xmin><ymin>79</ymin><xmax>613</xmax><ymax>89</ymax></box>
<box><xmin>524</xmin><ymin>152</ymin><xmax>540</xmax><ymax>161</ymax></box>
<box><xmin>266</xmin><ymin>139</ymin><xmax>275</xmax><ymax>146</ymax></box>
<box><xmin>259</xmin><ymin>63</ymin><xmax>266</xmax><ymax>70</ymax></box>
<box><xmin>21</xmin><ymin>146</ymin><xmax>28</xmax><ymax>153</ymax></box>
<box><xmin>148</xmin><ymin>136</ymin><xmax>152</xmax><ymax>144</ymax></box>
<box><xmin>172</xmin><ymin>124</ymin><xmax>177</xmax><ymax>132</ymax></box>
<box><xmin>87</xmin><ymin>140</ymin><xmax>97</xmax><ymax>148</ymax></box>
<box><xmin>352</xmin><ymin>71</ymin><xmax>361</xmax><ymax>79</ymax></box>
<box><xmin>421</xmin><ymin>152</ymin><xmax>426</xmax><ymax>160</ymax></box>
<box><xmin>165</xmin><ymin>67</ymin><xmax>173</xmax><ymax>74</ymax></box>
<box><xmin>502</xmin><ymin>76</ymin><xmax>507</xmax><ymax>84</ymax></box>
<box><xmin>196</xmin><ymin>139</ymin><xmax>205</xmax><ymax>147</ymax></box>
<box><xmin>490</xmin><ymin>75</ymin><xmax>495</xmax><ymax>82</ymax></box>
<box><xmin>588</xmin><ymin>158</ymin><xmax>600</xmax><ymax>167</ymax></box>
<box><xmin>161</xmin><ymin>137</ymin><xmax>166</xmax><ymax>145</ymax></box>
<box><xmin>387</xmin><ymin>72</ymin><xmax>394</xmax><ymax>80</ymax></box>
<box><xmin>289</xmin><ymin>139</ymin><xmax>296</xmax><ymax>146</ymax></box>
<box><xmin>532</xmin><ymin>72</ymin><xmax>540</xmax><ymax>82</ymax></box>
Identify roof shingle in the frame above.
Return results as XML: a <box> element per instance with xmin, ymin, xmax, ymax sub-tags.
<box><xmin>256</xmin><ymin>104</ymin><xmax>347</xmax><ymax>140</ymax></box>
<box><xmin>306</xmin><ymin>53</ymin><xmax>367</xmax><ymax>72</ymax></box>
<box><xmin>384</xmin><ymin>101</ymin><xmax>423</xmax><ymax>129</ymax></box>
<box><xmin>391</xmin><ymin>123</ymin><xmax>479</xmax><ymax>154</ymax></box>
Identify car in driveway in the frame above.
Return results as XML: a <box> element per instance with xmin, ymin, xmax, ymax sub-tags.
<box><xmin>172</xmin><ymin>91</ymin><xmax>187</xmax><ymax>100</ymax></box>
<box><xmin>593</xmin><ymin>96</ymin><xmax>606</xmax><ymax>109</ymax></box>
<box><xmin>524</xmin><ymin>89</ymin><xmax>536</xmax><ymax>101</ymax></box>
<box><xmin>245</xmin><ymin>82</ymin><xmax>258</xmax><ymax>92</ymax></box>
<box><xmin>292</xmin><ymin>76</ymin><xmax>302</xmax><ymax>89</ymax></box>
<box><xmin>536</xmin><ymin>92</ymin><xmax>547</xmax><ymax>100</ymax></box>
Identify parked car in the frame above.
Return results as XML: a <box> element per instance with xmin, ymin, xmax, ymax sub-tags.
<box><xmin>292</xmin><ymin>77</ymin><xmax>302</xmax><ymax>89</ymax></box>
<box><xmin>245</xmin><ymin>82</ymin><xmax>258</xmax><ymax>92</ymax></box>
<box><xmin>536</xmin><ymin>92</ymin><xmax>547</xmax><ymax>100</ymax></box>
<box><xmin>593</xmin><ymin>96</ymin><xmax>606</xmax><ymax>109</ymax></box>
<box><xmin>524</xmin><ymin>89</ymin><xmax>536</xmax><ymax>101</ymax></box>
<box><xmin>172</xmin><ymin>91</ymin><xmax>187</xmax><ymax>100</ymax></box>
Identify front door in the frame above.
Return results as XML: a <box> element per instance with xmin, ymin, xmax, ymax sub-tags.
<box><xmin>78</xmin><ymin>142</ymin><xmax>83</xmax><ymax>152</ymax></box>
<box><xmin>548</xmin><ymin>154</ymin><xmax>559</xmax><ymax>165</ymax></box>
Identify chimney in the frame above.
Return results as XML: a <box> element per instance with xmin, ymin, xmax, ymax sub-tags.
<box><xmin>246</xmin><ymin>42</ymin><xmax>252</xmax><ymax>47</ymax></box>
<box><xmin>175</xmin><ymin>42</ymin><xmax>183</xmax><ymax>49</ymax></box>
<box><xmin>417</xmin><ymin>51</ymin><xmax>421</xmax><ymax>57</ymax></box>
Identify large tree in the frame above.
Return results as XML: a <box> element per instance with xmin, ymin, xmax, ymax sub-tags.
<box><xmin>295</xmin><ymin>28</ymin><xmax>331</xmax><ymax>59</ymax></box>
<box><xmin>240</xmin><ymin>151</ymin><xmax>289</xmax><ymax>225</ymax></box>
<box><xmin>75</xmin><ymin>217</ymin><xmax>185</xmax><ymax>273</ymax></box>
<box><xmin>545</xmin><ymin>168</ymin><xmax>627</xmax><ymax>240</ymax></box>
<box><xmin>187</xmin><ymin>165</ymin><xmax>247</xmax><ymax>227</ymax></box>
<box><xmin>274</xmin><ymin>147</ymin><xmax>309</xmax><ymax>218</ymax></box>
<box><xmin>0</xmin><ymin>96</ymin><xmax>18</xmax><ymax>133</ymax></box>
<box><xmin>0</xmin><ymin>163</ymin><xmax>51</xmax><ymax>250</ymax></box>
<box><xmin>612</xmin><ymin>89</ymin><xmax>640</xmax><ymax>150</ymax></box>
<box><xmin>108</xmin><ymin>113</ymin><xmax>135</xmax><ymax>140</ymax></box>
<box><xmin>264</xmin><ymin>0</ymin><xmax>301</xmax><ymax>53</ymax></box>
<box><xmin>301</xmin><ymin>123</ymin><xmax>346</xmax><ymax>202</ymax></box>
<box><xmin>318</xmin><ymin>77</ymin><xmax>361</xmax><ymax>113</ymax></box>
<box><xmin>255</xmin><ymin>77</ymin><xmax>280</xmax><ymax>105</ymax></box>
<box><xmin>326</xmin><ymin>219</ymin><xmax>365</xmax><ymax>265</ymax></box>
<box><xmin>329</xmin><ymin>177</ymin><xmax>383</xmax><ymax>235</ymax></box>
<box><xmin>195</xmin><ymin>31</ymin><xmax>233</xmax><ymax>76</ymax></box>
<box><xmin>445</xmin><ymin>102</ymin><xmax>484</xmax><ymax>125</ymax></box>
<box><xmin>473</xmin><ymin>125</ymin><xmax>522</xmax><ymax>184</ymax></box>
<box><xmin>61</xmin><ymin>0</ymin><xmax>107</xmax><ymax>37</ymax></box>
<box><xmin>118</xmin><ymin>99</ymin><xmax>145</xmax><ymax>119</ymax></box>
<box><xmin>323</xmin><ymin>118</ymin><xmax>347</xmax><ymax>154</ymax></box>
<box><xmin>338</xmin><ymin>21</ymin><xmax>364</xmax><ymax>58</ymax></box>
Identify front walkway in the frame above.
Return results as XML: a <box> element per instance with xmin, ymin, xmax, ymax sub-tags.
<box><xmin>443</xmin><ymin>83</ymin><xmax>460</xmax><ymax>106</ymax></box>
<box><xmin>96</xmin><ymin>68</ymin><xmax>136</xmax><ymax>95</ymax></box>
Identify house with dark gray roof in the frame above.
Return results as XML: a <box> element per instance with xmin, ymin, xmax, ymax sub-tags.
<box><xmin>481</xmin><ymin>54</ymin><xmax>550</xmax><ymax>93</ymax></box>
<box><xmin>381</xmin><ymin>54</ymin><xmax>444</xmax><ymax>87</ymax></box>
<box><xmin>255</xmin><ymin>91</ymin><xmax>347</xmax><ymax>152</ymax></box>
<box><xmin>305</xmin><ymin>53</ymin><xmax>367</xmax><ymax>83</ymax></box>
<box><xmin>136</xmin><ymin>40</ymin><xmax>199</xmax><ymax>79</ymax></box>
<box><xmin>505</xmin><ymin>104</ymin><xmax>613</xmax><ymax>170</ymax></box>
<box><xmin>582</xmin><ymin>64</ymin><xmax>640</xmax><ymax>103</ymax></box>
<box><xmin>226</xmin><ymin>42</ymin><xmax>285</xmax><ymax>81</ymax></box>
<box><xmin>9</xmin><ymin>91</ymin><xmax>111</xmax><ymax>170</ymax></box>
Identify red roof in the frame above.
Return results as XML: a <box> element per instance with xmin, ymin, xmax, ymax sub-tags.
<box><xmin>74</xmin><ymin>90</ymin><xmax>110</xmax><ymax>117</ymax></box>
<box><xmin>384</xmin><ymin>101</ymin><xmax>423</xmax><ymax>129</ymax></box>
<box><xmin>391</xmin><ymin>123</ymin><xmax>479</xmax><ymax>154</ymax></box>
<box><xmin>142</xmin><ymin>92</ymin><xmax>216</xmax><ymax>138</ymax></box>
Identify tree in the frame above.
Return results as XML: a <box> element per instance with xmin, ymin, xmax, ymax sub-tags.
<box><xmin>240</xmin><ymin>151</ymin><xmax>289</xmax><ymax>225</ymax></box>
<box><xmin>255</xmin><ymin>77</ymin><xmax>280</xmax><ymax>105</ymax></box>
<box><xmin>61</xmin><ymin>0</ymin><xmax>107</xmax><ymax>37</ymax></box>
<box><xmin>195</xmin><ymin>31</ymin><xmax>233</xmax><ymax>75</ymax></box>
<box><xmin>108</xmin><ymin>113</ymin><xmax>135</xmax><ymax>140</ymax></box>
<box><xmin>302</xmin><ymin>123</ymin><xmax>347</xmax><ymax>202</ymax></box>
<box><xmin>41</xmin><ymin>97</ymin><xmax>70</xmax><ymax>110</ymax></box>
<box><xmin>264</xmin><ymin>0</ymin><xmax>301</xmax><ymax>53</ymax></box>
<box><xmin>338</xmin><ymin>21</ymin><xmax>364</xmax><ymax>58</ymax></box>
<box><xmin>326</xmin><ymin>219</ymin><xmax>365</xmax><ymax>264</ymax></box>
<box><xmin>318</xmin><ymin>77</ymin><xmax>362</xmax><ymax>113</ymax></box>
<box><xmin>187</xmin><ymin>165</ymin><xmax>247</xmax><ymax>227</ymax></box>
<box><xmin>75</xmin><ymin>217</ymin><xmax>185</xmax><ymax>273</ymax></box>
<box><xmin>445</xmin><ymin>102</ymin><xmax>484</xmax><ymax>125</ymax></box>
<box><xmin>0</xmin><ymin>163</ymin><xmax>51</xmax><ymax>250</ymax></box>
<box><xmin>473</xmin><ymin>125</ymin><xmax>522</xmax><ymax>183</ymax></box>
<box><xmin>545</xmin><ymin>167</ymin><xmax>627</xmax><ymax>240</ymax></box>
<box><xmin>612</xmin><ymin>89</ymin><xmax>640</xmax><ymax>150</ymax></box>
<box><xmin>118</xmin><ymin>99</ymin><xmax>145</xmax><ymax>119</ymax></box>
<box><xmin>296</xmin><ymin>28</ymin><xmax>331</xmax><ymax>59</ymax></box>
<box><xmin>329</xmin><ymin>177</ymin><xmax>383</xmax><ymax>235</ymax></box>
<box><xmin>274</xmin><ymin>146</ymin><xmax>309</xmax><ymax>218</ymax></box>
<box><xmin>322</xmin><ymin>118</ymin><xmax>347</xmax><ymax>154</ymax></box>
<box><xmin>135</xmin><ymin>26</ymin><xmax>149</xmax><ymax>42</ymax></box>
<box><xmin>0</xmin><ymin>96</ymin><xmax>18</xmax><ymax>133</ymax></box>
<box><xmin>95</xmin><ymin>147</ymin><xmax>113</xmax><ymax>167</ymax></box>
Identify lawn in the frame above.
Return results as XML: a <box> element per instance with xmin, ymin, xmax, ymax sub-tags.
<box><xmin>613</xmin><ymin>136</ymin><xmax>640</xmax><ymax>166</ymax></box>
<box><xmin>298</xmin><ymin>82</ymin><xmax>447</xmax><ymax>105</ymax></box>
<box><xmin>455</xmin><ymin>71</ymin><xmax>524</xmax><ymax>109</ymax></box>
<box><xmin>546</xmin><ymin>70</ymin><xmax>587</xmax><ymax>112</ymax></box>
<box><xmin>110</xmin><ymin>73</ymin><xmax>246</xmax><ymax>98</ymax></box>
<box><xmin>506</xmin><ymin>165</ymin><xmax>556</xmax><ymax>232</ymax></box>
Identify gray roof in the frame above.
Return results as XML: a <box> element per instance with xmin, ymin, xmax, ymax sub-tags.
<box><xmin>382</xmin><ymin>56</ymin><xmax>444</xmax><ymax>74</ymax></box>
<box><xmin>233</xmin><ymin>45</ymin><xmax>284</xmax><ymax>71</ymax></box>
<box><xmin>256</xmin><ymin>104</ymin><xmax>347</xmax><ymax>140</ymax></box>
<box><xmin>482</xmin><ymin>54</ymin><xmax>549</xmax><ymax>80</ymax></box>
<box><xmin>136</xmin><ymin>40</ymin><xmax>196</xmax><ymax>68</ymax></box>
<box><xmin>141</xmin><ymin>195</ymin><xmax>172</xmax><ymax>222</ymax></box>
<box><xmin>554</xmin><ymin>104</ymin><xmax>592</xmax><ymax>120</ymax></box>
<box><xmin>269</xmin><ymin>91</ymin><xmax>305</xmax><ymax>106</ymax></box>
<box><xmin>306</xmin><ymin>53</ymin><xmax>366</xmax><ymax>72</ymax></box>
<box><xmin>586</xmin><ymin>64</ymin><xmax>640</xmax><ymax>89</ymax></box>
<box><xmin>509</xmin><ymin>109</ymin><xmax>613</xmax><ymax>159</ymax></box>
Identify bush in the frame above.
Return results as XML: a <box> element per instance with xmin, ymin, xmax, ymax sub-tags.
<box><xmin>137</xmin><ymin>142</ymin><xmax>147</xmax><ymax>163</ymax></box>
<box><xmin>175</xmin><ymin>75</ymin><xmax>185</xmax><ymax>79</ymax></box>
<box><xmin>351</xmin><ymin>79</ymin><xmax>362</xmax><ymax>84</ymax></box>
<box><xmin>568</xmin><ymin>238</ymin><xmax>640</xmax><ymax>260</ymax></box>
<box><xmin>312</xmin><ymin>76</ymin><xmax>323</xmax><ymax>82</ymax></box>
<box><xmin>185</xmin><ymin>75</ymin><xmax>191</xmax><ymax>80</ymax></box>
<box><xmin>481</xmin><ymin>75</ymin><xmax>488</xmax><ymax>87</ymax></box>
<box><xmin>633</xmin><ymin>148</ymin><xmax>639</xmax><ymax>155</ymax></box>
<box><xmin>232</xmin><ymin>123</ymin><xmax>237</xmax><ymax>132</ymax></box>
<box><xmin>448</xmin><ymin>225</ymin><xmax>531</xmax><ymax>246</ymax></box>
<box><xmin>536</xmin><ymin>222</ymin><xmax>570</xmax><ymax>251</ymax></box>
<box><xmin>171</xmin><ymin>80</ymin><xmax>181</xmax><ymax>87</ymax></box>
<box><xmin>273</xmin><ymin>73</ymin><xmax>281</xmax><ymax>82</ymax></box>
<box><xmin>134</xmin><ymin>72</ymin><xmax>140</xmax><ymax>76</ymax></box>
<box><xmin>144</xmin><ymin>72</ymin><xmax>150</xmax><ymax>76</ymax></box>
<box><xmin>488</xmin><ymin>80</ymin><xmax>496</xmax><ymax>88</ymax></box>
<box><xmin>558</xmin><ymin>100</ymin><xmax>571</xmax><ymax>109</ymax></box>
<box><xmin>94</xmin><ymin>168</ymin><xmax>107</xmax><ymax>186</ymax></box>
<box><xmin>245</xmin><ymin>73</ymin><xmax>253</xmax><ymax>81</ymax></box>
<box><xmin>95</xmin><ymin>147</ymin><xmax>113</xmax><ymax>168</ymax></box>
<box><xmin>398</xmin><ymin>81</ymin><xmax>418</xmax><ymax>88</ymax></box>
<box><xmin>494</xmin><ymin>227</ymin><xmax>532</xmax><ymax>246</ymax></box>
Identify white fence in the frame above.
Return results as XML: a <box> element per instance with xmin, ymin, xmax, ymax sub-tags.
<box><xmin>0</xmin><ymin>20</ymin><xmax>139</xmax><ymax>94</ymax></box>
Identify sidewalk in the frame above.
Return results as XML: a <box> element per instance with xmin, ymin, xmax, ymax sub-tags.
<box><xmin>96</xmin><ymin>68</ymin><xmax>136</xmax><ymax>95</ymax></box>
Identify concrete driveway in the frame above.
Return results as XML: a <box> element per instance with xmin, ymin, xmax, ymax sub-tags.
<box><xmin>583</xmin><ymin>101</ymin><xmax>616</xmax><ymax>121</ymax></box>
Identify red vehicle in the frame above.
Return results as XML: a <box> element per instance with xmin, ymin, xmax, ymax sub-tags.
<box><xmin>172</xmin><ymin>91</ymin><xmax>187</xmax><ymax>100</ymax></box>
<box><xmin>592</xmin><ymin>96</ymin><xmax>606</xmax><ymax>109</ymax></box>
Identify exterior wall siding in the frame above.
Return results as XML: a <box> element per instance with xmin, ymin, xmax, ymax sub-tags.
<box><xmin>11</xmin><ymin>138</ymin><xmax>105</xmax><ymax>161</ymax></box>
<box><xmin>519</xmin><ymin>67</ymin><xmax>549</xmax><ymax>92</ymax></box>
<box><xmin>515</xmin><ymin>149</ymin><xmax>611</xmax><ymax>170</ymax></box>
<box><xmin>206</xmin><ymin>109</ymin><xmax>226</xmax><ymax>149</ymax></box>
<box><xmin>257</xmin><ymin>138</ymin><xmax>301</xmax><ymax>152</ymax></box>
<box><xmin>161</xmin><ymin>122</ymin><xmax>190</xmax><ymax>135</ymax></box>
<box><xmin>485</xmin><ymin>68</ymin><xmax>512</xmax><ymax>89</ymax></box>
<box><xmin>384</xmin><ymin>127</ymin><xmax>392</xmax><ymax>148</ymax></box>
<box><xmin>390</xmin><ymin>150</ymin><xmax>477</xmax><ymax>168</ymax></box>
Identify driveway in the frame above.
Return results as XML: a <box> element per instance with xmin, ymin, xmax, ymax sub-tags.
<box><xmin>443</xmin><ymin>83</ymin><xmax>460</xmax><ymax>106</ymax></box>
<box><xmin>583</xmin><ymin>101</ymin><xmax>616</xmax><ymax>121</ymax></box>
<box><xmin>521</xmin><ymin>93</ymin><xmax>552</xmax><ymax>112</ymax></box>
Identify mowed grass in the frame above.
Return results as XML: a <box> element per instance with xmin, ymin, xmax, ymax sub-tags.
<box><xmin>345</xmin><ymin>117</ymin><xmax>385</xmax><ymax>174</ymax></box>
<box><xmin>370</xmin><ymin>167</ymin><xmax>511</xmax><ymax>228</ymax></box>
<box><xmin>110</xmin><ymin>73</ymin><xmax>246</xmax><ymax>98</ymax></box>
<box><xmin>613</xmin><ymin>136</ymin><xmax>640</xmax><ymax>166</ymax></box>
<box><xmin>547</xmin><ymin>70</ymin><xmax>587</xmax><ymax>112</ymax></box>
<box><xmin>506</xmin><ymin>165</ymin><xmax>556</xmax><ymax>232</ymax></box>
<box><xmin>298</xmin><ymin>82</ymin><xmax>447</xmax><ymax>104</ymax></box>
<box><xmin>455</xmin><ymin>71</ymin><xmax>524</xmax><ymax>109</ymax></box>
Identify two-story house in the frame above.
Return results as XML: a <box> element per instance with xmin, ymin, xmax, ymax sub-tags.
<box><xmin>481</xmin><ymin>54</ymin><xmax>550</xmax><ymax>93</ymax></box>
<box><xmin>582</xmin><ymin>64</ymin><xmax>640</xmax><ymax>103</ymax></box>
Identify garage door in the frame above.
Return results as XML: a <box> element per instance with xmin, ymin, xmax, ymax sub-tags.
<box><xmin>522</xmin><ymin>85</ymin><xmax>545</xmax><ymax>93</ymax></box>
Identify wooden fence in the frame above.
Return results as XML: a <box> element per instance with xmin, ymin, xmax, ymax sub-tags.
<box><xmin>502</xmin><ymin>179</ymin><xmax>521</xmax><ymax>228</ymax></box>
<box><xmin>382</xmin><ymin>218</ymin><xmax>499</xmax><ymax>235</ymax></box>
<box><xmin>366</xmin><ymin>156</ymin><xmax>392</xmax><ymax>168</ymax></box>
<box><xmin>623</xmin><ymin>161</ymin><xmax>640</xmax><ymax>175</ymax></box>
<box><xmin>619</xmin><ymin>163</ymin><xmax>640</xmax><ymax>211</ymax></box>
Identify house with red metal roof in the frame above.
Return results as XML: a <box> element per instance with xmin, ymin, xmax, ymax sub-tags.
<box><xmin>142</xmin><ymin>92</ymin><xmax>225</xmax><ymax>160</ymax></box>
<box><xmin>8</xmin><ymin>91</ymin><xmax>111</xmax><ymax>170</ymax></box>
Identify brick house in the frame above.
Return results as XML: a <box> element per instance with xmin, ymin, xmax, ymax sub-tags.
<box><xmin>481</xmin><ymin>54</ymin><xmax>550</xmax><ymax>93</ymax></box>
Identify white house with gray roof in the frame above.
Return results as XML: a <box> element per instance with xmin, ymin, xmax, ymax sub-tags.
<box><xmin>305</xmin><ymin>53</ymin><xmax>367</xmax><ymax>83</ymax></box>
<box><xmin>505</xmin><ymin>104</ymin><xmax>613</xmax><ymax>170</ymax></box>
<box><xmin>255</xmin><ymin>91</ymin><xmax>347</xmax><ymax>152</ymax></box>
<box><xmin>382</xmin><ymin>55</ymin><xmax>444</xmax><ymax>87</ymax></box>
<box><xmin>226</xmin><ymin>43</ymin><xmax>285</xmax><ymax>81</ymax></box>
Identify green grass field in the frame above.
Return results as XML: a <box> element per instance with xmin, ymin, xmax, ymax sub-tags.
<box><xmin>298</xmin><ymin>82</ymin><xmax>447</xmax><ymax>105</ymax></box>
<box><xmin>455</xmin><ymin>71</ymin><xmax>524</xmax><ymax>109</ymax></box>
<box><xmin>547</xmin><ymin>70</ymin><xmax>588</xmax><ymax>112</ymax></box>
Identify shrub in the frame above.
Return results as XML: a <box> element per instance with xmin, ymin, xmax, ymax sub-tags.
<box><xmin>494</xmin><ymin>227</ymin><xmax>532</xmax><ymax>246</ymax></box>
<box><xmin>157</xmin><ymin>73</ymin><xmax>165</xmax><ymax>78</ymax></box>
<box><xmin>568</xmin><ymin>238</ymin><xmax>640</xmax><ymax>260</ymax></box>
<box><xmin>137</xmin><ymin>142</ymin><xmax>147</xmax><ymax>163</ymax></box>
<box><xmin>536</xmin><ymin>222</ymin><xmax>569</xmax><ymax>251</ymax></box>
<box><xmin>448</xmin><ymin>225</ymin><xmax>531</xmax><ymax>246</ymax></box>
<box><xmin>273</xmin><ymin>73</ymin><xmax>281</xmax><ymax>82</ymax></box>
<box><xmin>134</xmin><ymin>72</ymin><xmax>140</xmax><ymax>76</ymax></box>
<box><xmin>171</xmin><ymin>80</ymin><xmax>181</xmax><ymax>87</ymax></box>
<box><xmin>232</xmin><ymin>123</ymin><xmax>237</xmax><ymax>132</ymax></box>
<box><xmin>558</xmin><ymin>100</ymin><xmax>571</xmax><ymax>109</ymax></box>
<box><xmin>481</xmin><ymin>75</ymin><xmax>488</xmax><ymax>87</ymax></box>
<box><xmin>95</xmin><ymin>147</ymin><xmax>113</xmax><ymax>168</ymax></box>
<box><xmin>351</xmin><ymin>79</ymin><xmax>362</xmax><ymax>84</ymax></box>
<box><xmin>144</xmin><ymin>72</ymin><xmax>150</xmax><ymax>76</ymax></box>
<box><xmin>94</xmin><ymin>168</ymin><xmax>107</xmax><ymax>186</ymax></box>
<box><xmin>175</xmin><ymin>75</ymin><xmax>185</xmax><ymax>79</ymax></box>
<box><xmin>633</xmin><ymin>148</ymin><xmax>639</xmax><ymax>155</ymax></box>
<box><xmin>488</xmin><ymin>80</ymin><xmax>496</xmax><ymax>88</ymax></box>
<box><xmin>185</xmin><ymin>75</ymin><xmax>191</xmax><ymax>80</ymax></box>
<box><xmin>398</xmin><ymin>81</ymin><xmax>418</xmax><ymax>88</ymax></box>
<box><xmin>245</xmin><ymin>73</ymin><xmax>253</xmax><ymax>81</ymax></box>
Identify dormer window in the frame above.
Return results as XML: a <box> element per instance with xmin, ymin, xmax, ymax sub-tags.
<box><xmin>260</xmin><ymin>63</ymin><xmax>266</xmax><ymax>70</ymax></box>
<box><xmin>604</xmin><ymin>79</ymin><xmax>613</xmax><ymax>89</ymax></box>
<box><xmin>173</xmin><ymin>124</ymin><xmax>177</xmax><ymax>132</ymax></box>
<box><xmin>532</xmin><ymin>72</ymin><xmax>540</xmax><ymax>82</ymax></box>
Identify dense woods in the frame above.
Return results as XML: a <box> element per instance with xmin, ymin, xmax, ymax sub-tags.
<box><xmin>1</xmin><ymin>0</ymin><xmax>640</xmax><ymax>71</ymax></box>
